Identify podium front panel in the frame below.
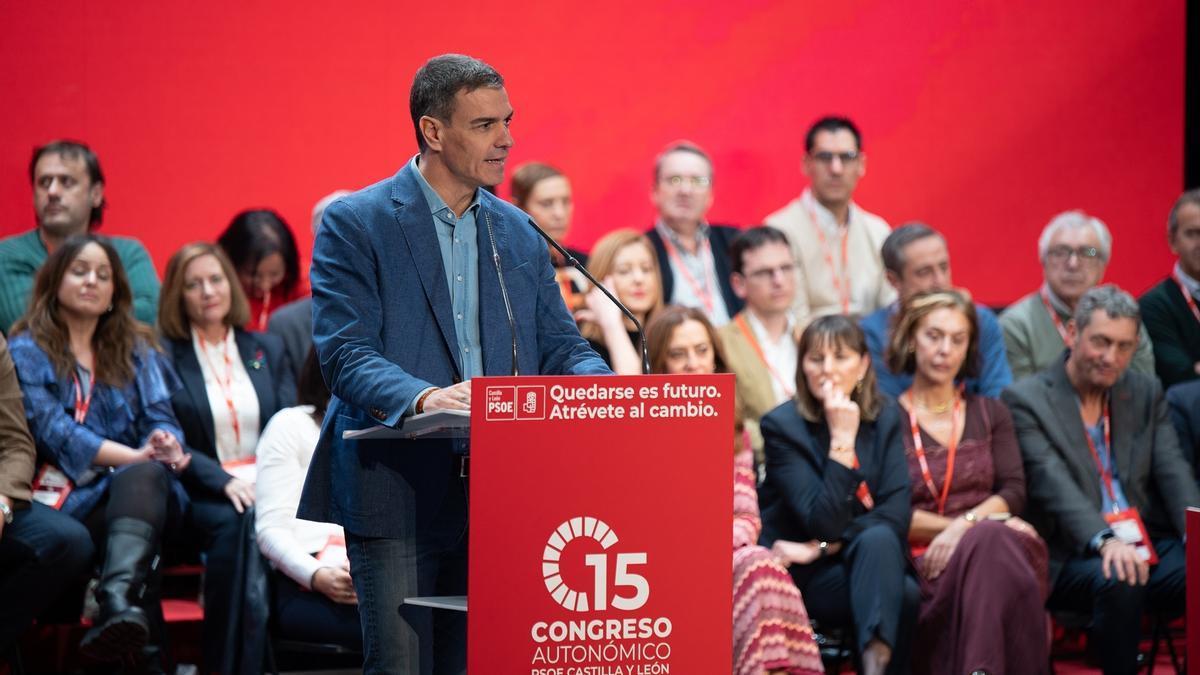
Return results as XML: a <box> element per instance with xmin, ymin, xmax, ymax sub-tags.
<box><xmin>469</xmin><ymin>374</ymin><xmax>733</xmax><ymax>674</ymax></box>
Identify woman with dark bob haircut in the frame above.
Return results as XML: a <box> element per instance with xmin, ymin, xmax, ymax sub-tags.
<box><xmin>886</xmin><ymin>290</ymin><xmax>1048</xmax><ymax>675</ymax></box>
<box><xmin>8</xmin><ymin>234</ymin><xmax>191</xmax><ymax>665</ymax></box>
<box><xmin>757</xmin><ymin>314</ymin><xmax>918</xmax><ymax>675</ymax></box>
<box><xmin>217</xmin><ymin>208</ymin><xmax>306</xmax><ymax>331</ymax></box>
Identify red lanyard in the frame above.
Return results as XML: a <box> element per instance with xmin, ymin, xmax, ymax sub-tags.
<box><xmin>71</xmin><ymin>372</ymin><xmax>93</xmax><ymax>424</ymax></box>
<box><xmin>733</xmin><ymin>314</ymin><xmax>795</xmax><ymax>399</ymax></box>
<box><xmin>807</xmin><ymin>202</ymin><xmax>850</xmax><ymax>314</ymax></box>
<box><xmin>197</xmin><ymin>332</ymin><xmax>243</xmax><ymax>451</ymax></box>
<box><xmin>254</xmin><ymin>289</ymin><xmax>272</xmax><ymax>332</ymax></box>
<box><xmin>660</xmin><ymin>234</ymin><xmax>716</xmax><ymax>315</ymax></box>
<box><xmin>904</xmin><ymin>390</ymin><xmax>963</xmax><ymax>515</ymax></box>
<box><xmin>1039</xmin><ymin>288</ymin><xmax>1071</xmax><ymax>347</ymax></box>
<box><xmin>1173</xmin><ymin>272</ymin><xmax>1200</xmax><ymax>326</ymax></box>
<box><xmin>1081</xmin><ymin>397</ymin><xmax>1118</xmax><ymax>513</ymax></box>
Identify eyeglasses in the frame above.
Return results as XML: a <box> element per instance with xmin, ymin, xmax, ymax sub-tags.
<box><xmin>1045</xmin><ymin>246</ymin><xmax>1103</xmax><ymax>264</ymax></box>
<box><xmin>660</xmin><ymin>175</ymin><xmax>712</xmax><ymax>189</ymax></box>
<box><xmin>744</xmin><ymin>263</ymin><xmax>796</xmax><ymax>281</ymax></box>
<box><xmin>808</xmin><ymin>151</ymin><xmax>861</xmax><ymax>165</ymax></box>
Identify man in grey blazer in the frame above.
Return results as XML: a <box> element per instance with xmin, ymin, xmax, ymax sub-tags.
<box><xmin>1002</xmin><ymin>285</ymin><xmax>1198</xmax><ymax>674</ymax></box>
<box><xmin>299</xmin><ymin>55</ymin><xmax>610</xmax><ymax>674</ymax></box>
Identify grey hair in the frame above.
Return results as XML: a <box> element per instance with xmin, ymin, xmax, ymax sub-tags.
<box><xmin>653</xmin><ymin>140</ymin><xmax>713</xmax><ymax>184</ymax></box>
<box><xmin>1168</xmin><ymin>188</ymin><xmax>1200</xmax><ymax>239</ymax></box>
<box><xmin>311</xmin><ymin>189</ymin><xmax>351</xmax><ymax>236</ymax></box>
<box><xmin>880</xmin><ymin>221</ymin><xmax>943</xmax><ymax>276</ymax></box>
<box><xmin>1073</xmin><ymin>284</ymin><xmax>1140</xmax><ymax>334</ymax></box>
<box><xmin>1037</xmin><ymin>210</ymin><xmax>1112</xmax><ymax>263</ymax></box>
<box><xmin>409</xmin><ymin>54</ymin><xmax>504</xmax><ymax>154</ymax></box>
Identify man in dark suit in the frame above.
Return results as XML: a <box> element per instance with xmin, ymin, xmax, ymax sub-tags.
<box><xmin>1139</xmin><ymin>188</ymin><xmax>1200</xmax><ymax>387</ymax></box>
<box><xmin>644</xmin><ymin>141</ymin><xmax>742</xmax><ymax>326</ymax></box>
<box><xmin>1002</xmin><ymin>285</ymin><xmax>1199</xmax><ymax>675</ymax></box>
<box><xmin>299</xmin><ymin>54</ymin><xmax>610</xmax><ymax>674</ymax></box>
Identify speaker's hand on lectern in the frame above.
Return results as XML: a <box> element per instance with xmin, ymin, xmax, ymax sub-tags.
<box><xmin>421</xmin><ymin>381</ymin><xmax>472</xmax><ymax>412</ymax></box>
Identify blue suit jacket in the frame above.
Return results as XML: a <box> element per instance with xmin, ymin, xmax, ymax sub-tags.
<box><xmin>298</xmin><ymin>162</ymin><xmax>610</xmax><ymax>538</ymax></box>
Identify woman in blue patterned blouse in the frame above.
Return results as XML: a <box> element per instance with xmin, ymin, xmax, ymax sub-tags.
<box><xmin>9</xmin><ymin>234</ymin><xmax>192</xmax><ymax>664</ymax></box>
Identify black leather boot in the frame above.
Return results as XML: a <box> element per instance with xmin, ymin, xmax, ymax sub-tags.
<box><xmin>79</xmin><ymin>517</ymin><xmax>158</xmax><ymax>660</ymax></box>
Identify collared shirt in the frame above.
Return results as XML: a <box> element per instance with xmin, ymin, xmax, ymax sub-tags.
<box><xmin>1084</xmin><ymin>418</ymin><xmax>1130</xmax><ymax>515</ymax></box>
<box><xmin>802</xmin><ymin>188</ymin><xmax>857</xmax><ymax>232</ymax></box>
<box><xmin>1042</xmin><ymin>283</ymin><xmax>1072</xmax><ymax>318</ymax></box>
<box><xmin>411</xmin><ymin>154</ymin><xmax>483</xmax><ymax>380</ymax></box>
<box><xmin>191</xmin><ymin>328</ymin><xmax>260</xmax><ymax>463</ymax></box>
<box><xmin>744</xmin><ymin>310</ymin><xmax>797</xmax><ymax>404</ymax></box>
<box><xmin>653</xmin><ymin>220</ymin><xmax>730</xmax><ymax>326</ymax></box>
<box><xmin>1175</xmin><ymin>262</ymin><xmax>1200</xmax><ymax>299</ymax></box>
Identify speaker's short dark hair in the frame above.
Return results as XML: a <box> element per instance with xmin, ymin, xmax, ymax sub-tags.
<box><xmin>410</xmin><ymin>54</ymin><xmax>504</xmax><ymax>153</ymax></box>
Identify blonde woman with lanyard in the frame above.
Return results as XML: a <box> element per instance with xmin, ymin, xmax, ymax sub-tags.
<box><xmin>887</xmin><ymin>290</ymin><xmax>1048</xmax><ymax>675</ymax></box>
<box><xmin>158</xmin><ymin>241</ymin><xmax>295</xmax><ymax>671</ymax></box>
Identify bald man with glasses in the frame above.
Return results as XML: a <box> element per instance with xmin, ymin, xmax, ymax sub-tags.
<box><xmin>764</xmin><ymin>116</ymin><xmax>895</xmax><ymax>326</ymax></box>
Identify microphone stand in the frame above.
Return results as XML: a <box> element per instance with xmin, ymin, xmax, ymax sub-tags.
<box><xmin>524</xmin><ymin>218</ymin><xmax>650</xmax><ymax>375</ymax></box>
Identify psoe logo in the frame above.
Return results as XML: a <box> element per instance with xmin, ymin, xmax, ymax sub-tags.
<box><xmin>541</xmin><ymin>516</ymin><xmax>648</xmax><ymax>612</ymax></box>
<box><xmin>485</xmin><ymin>386</ymin><xmax>545</xmax><ymax>421</ymax></box>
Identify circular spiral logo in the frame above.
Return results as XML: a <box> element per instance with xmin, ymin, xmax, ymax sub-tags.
<box><xmin>541</xmin><ymin>516</ymin><xmax>619</xmax><ymax>612</ymax></box>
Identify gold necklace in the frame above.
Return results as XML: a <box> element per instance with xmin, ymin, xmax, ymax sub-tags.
<box><xmin>913</xmin><ymin>396</ymin><xmax>954</xmax><ymax>414</ymax></box>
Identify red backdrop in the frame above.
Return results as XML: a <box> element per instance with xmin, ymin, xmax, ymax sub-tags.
<box><xmin>0</xmin><ymin>1</ymin><xmax>1184</xmax><ymax>305</ymax></box>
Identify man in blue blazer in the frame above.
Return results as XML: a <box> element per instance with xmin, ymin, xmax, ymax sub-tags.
<box><xmin>299</xmin><ymin>54</ymin><xmax>610</xmax><ymax>674</ymax></box>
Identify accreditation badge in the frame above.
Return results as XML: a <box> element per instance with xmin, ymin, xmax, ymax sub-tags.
<box><xmin>30</xmin><ymin>464</ymin><xmax>73</xmax><ymax>510</ymax></box>
<box><xmin>1104</xmin><ymin>507</ymin><xmax>1158</xmax><ymax>565</ymax></box>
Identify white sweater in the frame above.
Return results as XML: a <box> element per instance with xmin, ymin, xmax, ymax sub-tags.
<box><xmin>254</xmin><ymin>405</ymin><xmax>344</xmax><ymax>589</ymax></box>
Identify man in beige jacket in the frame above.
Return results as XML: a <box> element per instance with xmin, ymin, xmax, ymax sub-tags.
<box><xmin>718</xmin><ymin>227</ymin><xmax>799</xmax><ymax>466</ymax></box>
<box><xmin>765</xmin><ymin>116</ymin><xmax>894</xmax><ymax>324</ymax></box>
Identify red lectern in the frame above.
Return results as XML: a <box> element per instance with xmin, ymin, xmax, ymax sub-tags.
<box><xmin>468</xmin><ymin>374</ymin><xmax>733</xmax><ymax>674</ymax></box>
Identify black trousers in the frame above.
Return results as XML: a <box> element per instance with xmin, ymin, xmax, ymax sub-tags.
<box><xmin>1048</xmin><ymin>537</ymin><xmax>1186</xmax><ymax>675</ymax></box>
<box><xmin>271</xmin><ymin>570</ymin><xmax>363</xmax><ymax>650</ymax></box>
<box><xmin>789</xmin><ymin>523</ymin><xmax>920</xmax><ymax>675</ymax></box>
<box><xmin>0</xmin><ymin>502</ymin><xmax>95</xmax><ymax>652</ymax></box>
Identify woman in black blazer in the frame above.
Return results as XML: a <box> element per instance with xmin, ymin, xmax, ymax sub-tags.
<box><xmin>757</xmin><ymin>315</ymin><xmax>918</xmax><ymax>675</ymax></box>
<box><xmin>157</xmin><ymin>242</ymin><xmax>295</xmax><ymax>672</ymax></box>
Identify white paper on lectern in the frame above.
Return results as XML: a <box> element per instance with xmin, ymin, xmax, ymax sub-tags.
<box><xmin>342</xmin><ymin>409</ymin><xmax>470</xmax><ymax>440</ymax></box>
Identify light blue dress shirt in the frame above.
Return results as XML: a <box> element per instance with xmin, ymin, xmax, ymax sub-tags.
<box><xmin>411</xmin><ymin>155</ymin><xmax>484</xmax><ymax>381</ymax></box>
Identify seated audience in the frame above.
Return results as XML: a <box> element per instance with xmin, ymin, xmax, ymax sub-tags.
<box><xmin>644</xmin><ymin>141</ymin><xmax>742</xmax><ymax>326</ymax></box>
<box><xmin>886</xmin><ymin>290</ymin><xmax>1048</xmax><ymax>674</ymax></box>
<box><xmin>718</xmin><ymin>227</ymin><xmax>800</xmax><ymax>464</ymax></box>
<box><xmin>0</xmin><ymin>140</ymin><xmax>159</xmax><ymax>334</ymax></box>
<box><xmin>157</xmin><ymin>241</ymin><xmax>296</xmax><ymax>667</ymax></box>
<box><xmin>1167</xmin><ymin>380</ymin><xmax>1200</xmax><ymax>484</ymax></box>
<box><xmin>256</xmin><ymin>348</ymin><xmax>362</xmax><ymax>650</ymax></box>
<box><xmin>269</xmin><ymin>190</ymin><xmax>350</xmax><ymax>382</ymax></box>
<box><xmin>218</xmin><ymin>208</ymin><xmax>306</xmax><ymax>331</ymax></box>
<box><xmin>576</xmin><ymin>229</ymin><xmax>663</xmax><ymax>374</ymax></box>
<box><xmin>1002</xmin><ymin>285</ymin><xmax>1199</xmax><ymax>674</ymax></box>
<box><xmin>0</xmin><ymin>333</ymin><xmax>95</xmax><ymax>653</ymax></box>
<box><xmin>1000</xmin><ymin>211</ymin><xmax>1154</xmax><ymax>381</ymax></box>
<box><xmin>645</xmin><ymin>306</ymin><xmax>822</xmax><ymax>675</ymax></box>
<box><xmin>9</xmin><ymin>235</ymin><xmax>190</xmax><ymax>664</ymax></box>
<box><xmin>758</xmin><ymin>315</ymin><xmax>918</xmax><ymax>675</ymax></box>
<box><xmin>510</xmin><ymin>162</ymin><xmax>589</xmax><ymax>312</ymax></box>
<box><xmin>863</xmin><ymin>223</ymin><xmax>1012</xmax><ymax>397</ymax></box>
<box><xmin>765</xmin><ymin>117</ymin><xmax>894</xmax><ymax>323</ymax></box>
<box><xmin>1140</xmin><ymin>188</ymin><xmax>1200</xmax><ymax>386</ymax></box>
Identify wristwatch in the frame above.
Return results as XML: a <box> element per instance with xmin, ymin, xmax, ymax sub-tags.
<box><xmin>962</xmin><ymin>511</ymin><xmax>979</xmax><ymax>524</ymax></box>
<box><xmin>0</xmin><ymin>500</ymin><xmax>13</xmax><ymax>525</ymax></box>
<box><xmin>817</xmin><ymin>540</ymin><xmax>829</xmax><ymax>558</ymax></box>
